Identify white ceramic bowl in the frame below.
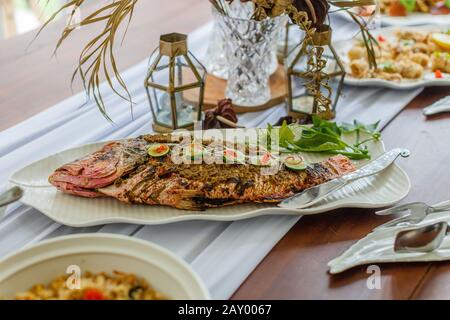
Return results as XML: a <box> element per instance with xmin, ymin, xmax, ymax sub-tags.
<box><xmin>0</xmin><ymin>234</ymin><xmax>210</xmax><ymax>300</ymax></box>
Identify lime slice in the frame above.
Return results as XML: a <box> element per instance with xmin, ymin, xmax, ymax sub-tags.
<box><xmin>148</xmin><ymin>143</ymin><xmax>170</xmax><ymax>157</ymax></box>
<box><xmin>431</xmin><ymin>33</ymin><xmax>450</xmax><ymax>50</ymax></box>
<box><xmin>251</xmin><ymin>152</ymin><xmax>277</xmax><ymax>167</ymax></box>
<box><xmin>223</xmin><ymin>148</ymin><xmax>245</xmax><ymax>164</ymax></box>
<box><xmin>284</xmin><ymin>155</ymin><xmax>307</xmax><ymax>171</ymax></box>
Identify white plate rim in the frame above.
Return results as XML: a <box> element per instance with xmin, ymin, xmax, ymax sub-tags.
<box><xmin>333</xmin><ymin>9</ymin><xmax>450</xmax><ymax>26</ymax></box>
<box><xmin>5</xmin><ymin>177</ymin><xmax>411</xmax><ymax>227</ymax></box>
<box><xmin>7</xmin><ymin>135</ymin><xmax>411</xmax><ymax>227</ymax></box>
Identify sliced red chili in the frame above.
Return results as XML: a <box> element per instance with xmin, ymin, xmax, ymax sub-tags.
<box><xmin>83</xmin><ymin>288</ymin><xmax>104</xmax><ymax>300</ymax></box>
<box><xmin>155</xmin><ymin>144</ymin><xmax>168</xmax><ymax>153</ymax></box>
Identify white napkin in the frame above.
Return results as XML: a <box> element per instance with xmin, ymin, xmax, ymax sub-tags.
<box><xmin>329</xmin><ymin>202</ymin><xmax>450</xmax><ymax>274</ymax></box>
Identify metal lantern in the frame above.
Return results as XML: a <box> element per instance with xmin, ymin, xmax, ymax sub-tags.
<box><xmin>145</xmin><ymin>33</ymin><xmax>206</xmax><ymax>133</ymax></box>
<box><xmin>286</xmin><ymin>25</ymin><xmax>345</xmax><ymax>121</ymax></box>
<box><xmin>279</xmin><ymin>20</ymin><xmax>301</xmax><ymax>62</ymax></box>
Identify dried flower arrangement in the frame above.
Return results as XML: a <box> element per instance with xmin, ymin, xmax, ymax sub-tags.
<box><xmin>36</xmin><ymin>0</ymin><xmax>377</xmax><ymax>119</ymax></box>
<box><xmin>203</xmin><ymin>98</ymin><xmax>240</xmax><ymax>129</ymax></box>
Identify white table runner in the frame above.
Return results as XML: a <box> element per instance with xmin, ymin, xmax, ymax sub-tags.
<box><xmin>0</xmin><ymin>16</ymin><xmax>422</xmax><ymax>299</ymax></box>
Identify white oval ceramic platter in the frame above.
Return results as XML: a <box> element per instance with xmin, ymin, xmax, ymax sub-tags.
<box><xmin>334</xmin><ymin>24</ymin><xmax>450</xmax><ymax>89</ymax></box>
<box><xmin>334</xmin><ymin>9</ymin><xmax>450</xmax><ymax>26</ymax></box>
<box><xmin>0</xmin><ymin>233</ymin><xmax>210</xmax><ymax>299</ymax></box>
<box><xmin>8</xmin><ymin>131</ymin><xmax>410</xmax><ymax>227</ymax></box>
<box><xmin>7</xmin><ymin>132</ymin><xmax>411</xmax><ymax>226</ymax></box>
<box><xmin>10</xmin><ymin>129</ymin><xmax>411</xmax><ymax>227</ymax></box>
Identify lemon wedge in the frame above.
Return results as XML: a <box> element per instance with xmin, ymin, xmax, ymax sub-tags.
<box><xmin>431</xmin><ymin>33</ymin><xmax>450</xmax><ymax>50</ymax></box>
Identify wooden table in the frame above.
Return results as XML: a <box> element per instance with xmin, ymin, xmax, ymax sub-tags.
<box><xmin>1</xmin><ymin>0</ymin><xmax>450</xmax><ymax>300</ymax></box>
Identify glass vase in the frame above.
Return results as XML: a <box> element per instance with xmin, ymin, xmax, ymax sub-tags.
<box><xmin>203</xmin><ymin>8</ymin><xmax>230</xmax><ymax>79</ymax></box>
<box><xmin>219</xmin><ymin>14</ymin><xmax>283</xmax><ymax>106</ymax></box>
<box><xmin>204</xmin><ymin>2</ymin><xmax>280</xmax><ymax>80</ymax></box>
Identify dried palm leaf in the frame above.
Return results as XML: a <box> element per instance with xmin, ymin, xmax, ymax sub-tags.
<box><xmin>347</xmin><ymin>10</ymin><xmax>379</xmax><ymax>69</ymax></box>
<box><xmin>327</xmin><ymin>0</ymin><xmax>379</xmax><ymax>69</ymax></box>
<box><xmin>35</xmin><ymin>0</ymin><xmax>138</xmax><ymax>120</ymax></box>
<box><xmin>210</xmin><ymin>0</ymin><xmax>228</xmax><ymax>14</ymax></box>
<box><xmin>329</xmin><ymin>0</ymin><xmax>375</xmax><ymax>7</ymax></box>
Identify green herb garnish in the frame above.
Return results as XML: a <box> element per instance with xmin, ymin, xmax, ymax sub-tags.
<box><xmin>270</xmin><ymin>116</ymin><xmax>381</xmax><ymax>160</ymax></box>
<box><xmin>341</xmin><ymin>119</ymin><xmax>381</xmax><ymax>149</ymax></box>
<box><xmin>399</xmin><ymin>0</ymin><xmax>416</xmax><ymax>12</ymax></box>
<box><xmin>378</xmin><ymin>61</ymin><xmax>395</xmax><ymax>72</ymax></box>
<box><xmin>445</xmin><ymin>0</ymin><xmax>450</xmax><ymax>10</ymax></box>
<box><xmin>400</xmin><ymin>39</ymin><xmax>415</xmax><ymax>47</ymax></box>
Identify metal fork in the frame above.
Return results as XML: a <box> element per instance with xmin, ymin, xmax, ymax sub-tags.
<box><xmin>374</xmin><ymin>201</ymin><xmax>450</xmax><ymax>230</ymax></box>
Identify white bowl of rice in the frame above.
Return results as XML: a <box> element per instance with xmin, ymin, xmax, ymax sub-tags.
<box><xmin>0</xmin><ymin>234</ymin><xmax>210</xmax><ymax>300</ymax></box>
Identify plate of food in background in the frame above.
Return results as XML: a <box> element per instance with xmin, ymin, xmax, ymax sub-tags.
<box><xmin>335</xmin><ymin>24</ymin><xmax>450</xmax><ymax>89</ymax></box>
<box><xmin>0</xmin><ymin>234</ymin><xmax>210</xmax><ymax>300</ymax></box>
<box><xmin>334</xmin><ymin>0</ymin><xmax>450</xmax><ymax>26</ymax></box>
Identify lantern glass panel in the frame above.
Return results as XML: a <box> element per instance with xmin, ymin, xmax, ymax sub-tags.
<box><xmin>176</xmin><ymin>87</ymin><xmax>202</xmax><ymax>128</ymax></box>
<box><xmin>322</xmin><ymin>46</ymin><xmax>345</xmax><ymax>112</ymax></box>
<box><xmin>287</xmin><ymin>44</ymin><xmax>315</xmax><ymax>115</ymax></box>
<box><xmin>281</xmin><ymin>23</ymin><xmax>305</xmax><ymax>60</ymax></box>
<box><xmin>287</xmin><ymin>34</ymin><xmax>345</xmax><ymax>117</ymax></box>
<box><xmin>148</xmin><ymin>54</ymin><xmax>170</xmax><ymax>88</ymax></box>
<box><xmin>172</xmin><ymin>54</ymin><xmax>203</xmax><ymax>88</ymax></box>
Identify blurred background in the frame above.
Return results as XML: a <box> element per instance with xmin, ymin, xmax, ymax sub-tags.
<box><xmin>0</xmin><ymin>0</ymin><xmax>211</xmax><ymax>130</ymax></box>
<box><xmin>0</xmin><ymin>0</ymin><xmax>66</xmax><ymax>39</ymax></box>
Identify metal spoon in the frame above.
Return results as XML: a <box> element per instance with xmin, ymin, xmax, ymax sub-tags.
<box><xmin>0</xmin><ymin>187</ymin><xmax>23</xmax><ymax>208</ymax></box>
<box><xmin>394</xmin><ymin>222</ymin><xmax>449</xmax><ymax>253</ymax></box>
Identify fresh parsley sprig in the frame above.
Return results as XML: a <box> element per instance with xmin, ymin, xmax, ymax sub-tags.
<box><xmin>270</xmin><ymin>116</ymin><xmax>381</xmax><ymax>160</ymax></box>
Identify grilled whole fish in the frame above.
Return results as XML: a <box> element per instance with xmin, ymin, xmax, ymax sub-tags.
<box><xmin>49</xmin><ymin>134</ymin><xmax>356</xmax><ymax>210</ymax></box>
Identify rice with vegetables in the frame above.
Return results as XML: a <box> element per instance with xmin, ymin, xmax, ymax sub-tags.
<box><xmin>14</xmin><ymin>271</ymin><xmax>168</xmax><ymax>300</ymax></box>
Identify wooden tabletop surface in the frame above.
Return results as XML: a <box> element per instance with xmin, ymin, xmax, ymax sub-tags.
<box><xmin>232</xmin><ymin>86</ymin><xmax>450</xmax><ymax>299</ymax></box>
<box><xmin>1</xmin><ymin>0</ymin><xmax>450</xmax><ymax>300</ymax></box>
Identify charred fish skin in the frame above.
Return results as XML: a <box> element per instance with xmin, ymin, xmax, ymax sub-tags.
<box><xmin>193</xmin><ymin>154</ymin><xmax>354</xmax><ymax>206</ymax></box>
<box><xmin>99</xmin><ymin>154</ymin><xmax>356</xmax><ymax>211</ymax></box>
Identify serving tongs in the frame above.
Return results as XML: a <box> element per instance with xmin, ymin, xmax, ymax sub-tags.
<box><xmin>0</xmin><ymin>186</ymin><xmax>23</xmax><ymax>219</ymax></box>
<box><xmin>374</xmin><ymin>201</ymin><xmax>450</xmax><ymax>230</ymax></box>
<box><xmin>0</xmin><ymin>187</ymin><xmax>23</xmax><ymax>208</ymax></box>
<box><xmin>278</xmin><ymin>148</ymin><xmax>410</xmax><ymax>209</ymax></box>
